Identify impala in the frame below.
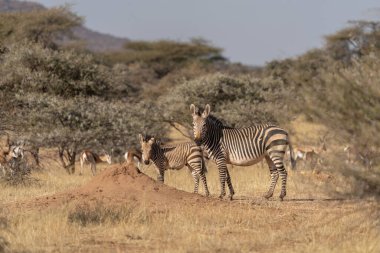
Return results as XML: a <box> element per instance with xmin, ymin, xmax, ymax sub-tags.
<box><xmin>79</xmin><ymin>150</ymin><xmax>112</xmax><ymax>176</ymax></box>
<box><xmin>0</xmin><ymin>134</ymin><xmax>24</xmax><ymax>176</ymax></box>
<box><xmin>124</xmin><ymin>148</ymin><xmax>142</xmax><ymax>173</ymax></box>
<box><xmin>294</xmin><ymin>135</ymin><xmax>327</xmax><ymax>168</ymax></box>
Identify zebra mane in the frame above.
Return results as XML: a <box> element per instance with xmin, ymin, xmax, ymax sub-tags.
<box><xmin>146</xmin><ymin>137</ymin><xmax>176</xmax><ymax>151</ymax></box>
<box><xmin>207</xmin><ymin>114</ymin><xmax>233</xmax><ymax>129</ymax></box>
<box><xmin>207</xmin><ymin>114</ymin><xmax>276</xmax><ymax>129</ymax></box>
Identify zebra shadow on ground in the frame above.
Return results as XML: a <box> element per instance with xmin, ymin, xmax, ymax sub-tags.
<box><xmin>231</xmin><ymin>196</ymin><xmax>348</xmax><ymax>202</ymax></box>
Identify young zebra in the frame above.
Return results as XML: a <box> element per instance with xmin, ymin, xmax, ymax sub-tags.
<box><xmin>139</xmin><ymin>134</ymin><xmax>209</xmax><ymax>196</ymax></box>
<box><xmin>190</xmin><ymin>104</ymin><xmax>296</xmax><ymax>200</ymax></box>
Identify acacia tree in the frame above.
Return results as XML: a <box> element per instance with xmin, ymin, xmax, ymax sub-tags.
<box><xmin>158</xmin><ymin>74</ymin><xmax>292</xmax><ymax>139</ymax></box>
<box><xmin>0</xmin><ymin>7</ymin><xmax>165</xmax><ymax>172</ymax></box>
<box><xmin>0</xmin><ymin>6</ymin><xmax>82</xmax><ymax>48</ymax></box>
<box><xmin>103</xmin><ymin>38</ymin><xmax>225</xmax><ymax>77</ymax></box>
<box><xmin>325</xmin><ymin>20</ymin><xmax>380</xmax><ymax>63</ymax></box>
<box><xmin>13</xmin><ymin>94</ymin><xmax>165</xmax><ymax>173</ymax></box>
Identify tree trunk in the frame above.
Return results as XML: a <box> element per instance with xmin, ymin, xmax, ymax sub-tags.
<box><xmin>66</xmin><ymin>148</ymin><xmax>76</xmax><ymax>174</ymax></box>
<box><xmin>30</xmin><ymin>147</ymin><xmax>40</xmax><ymax>167</ymax></box>
<box><xmin>58</xmin><ymin>145</ymin><xmax>77</xmax><ymax>174</ymax></box>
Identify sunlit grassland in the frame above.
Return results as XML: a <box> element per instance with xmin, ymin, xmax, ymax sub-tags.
<box><xmin>0</xmin><ymin>127</ymin><xmax>379</xmax><ymax>253</ymax></box>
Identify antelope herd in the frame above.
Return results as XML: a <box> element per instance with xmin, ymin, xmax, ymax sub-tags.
<box><xmin>0</xmin><ymin>131</ymin><xmax>371</xmax><ymax>178</ymax></box>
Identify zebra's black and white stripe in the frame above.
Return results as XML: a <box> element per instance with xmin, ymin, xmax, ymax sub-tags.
<box><xmin>190</xmin><ymin>104</ymin><xmax>295</xmax><ymax>200</ymax></box>
<box><xmin>139</xmin><ymin>134</ymin><xmax>209</xmax><ymax>196</ymax></box>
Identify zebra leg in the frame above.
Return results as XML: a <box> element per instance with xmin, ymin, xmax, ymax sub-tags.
<box><xmin>188</xmin><ymin>162</ymin><xmax>210</xmax><ymax>196</ymax></box>
<box><xmin>191</xmin><ymin>170</ymin><xmax>200</xmax><ymax>194</ymax></box>
<box><xmin>264</xmin><ymin>155</ymin><xmax>279</xmax><ymax>199</ymax></box>
<box><xmin>226</xmin><ymin>168</ymin><xmax>235</xmax><ymax>200</ymax></box>
<box><xmin>157</xmin><ymin>168</ymin><xmax>165</xmax><ymax>183</ymax></box>
<box><xmin>278</xmin><ymin>168</ymin><xmax>287</xmax><ymax>200</ymax></box>
<box><xmin>200</xmin><ymin>172</ymin><xmax>210</xmax><ymax>197</ymax></box>
<box><xmin>199</xmin><ymin>160</ymin><xmax>210</xmax><ymax>197</ymax></box>
<box><xmin>269</xmin><ymin>154</ymin><xmax>287</xmax><ymax>201</ymax></box>
<box><xmin>216</xmin><ymin>158</ymin><xmax>229</xmax><ymax>199</ymax></box>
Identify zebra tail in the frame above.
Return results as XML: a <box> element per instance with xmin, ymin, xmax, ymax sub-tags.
<box><xmin>288</xmin><ymin>137</ymin><xmax>297</xmax><ymax>170</ymax></box>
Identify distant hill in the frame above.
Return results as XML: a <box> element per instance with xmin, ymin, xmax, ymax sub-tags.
<box><xmin>70</xmin><ymin>26</ymin><xmax>128</xmax><ymax>52</ymax></box>
<box><xmin>0</xmin><ymin>0</ymin><xmax>129</xmax><ymax>52</ymax></box>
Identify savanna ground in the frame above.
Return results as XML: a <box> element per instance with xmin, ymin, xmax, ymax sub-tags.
<box><xmin>0</xmin><ymin>122</ymin><xmax>379</xmax><ymax>253</ymax></box>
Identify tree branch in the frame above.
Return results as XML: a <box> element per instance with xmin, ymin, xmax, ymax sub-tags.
<box><xmin>163</xmin><ymin>120</ymin><xmax>192</xmax><ymax>140</ymax></box>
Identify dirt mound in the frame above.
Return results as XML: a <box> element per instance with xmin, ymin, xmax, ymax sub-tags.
<box><xmin>10</xmin><ymin>163</ymin><xmax>214</xmax><ymax>211</ymax></box>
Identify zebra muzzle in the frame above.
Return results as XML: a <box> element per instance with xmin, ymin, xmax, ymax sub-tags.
<box><xmin>194</xmin><ymin>134</ymin><xmax>202</xmax><ymax>144</ymax></box>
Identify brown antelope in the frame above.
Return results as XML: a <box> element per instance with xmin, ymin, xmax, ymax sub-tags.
<box><xmin>343</xmin><ymin>145</ymin><xmax>355</xmax><ymax>164</ymax></box>
<box><xmin>294</xmin><ymin>135</ymin><xmax>327</xmax><ymax>168</ymax></box>
<box><xmin>343</xmin><ymin>145</ymin><xmax>376</xmax><ymax>169</ymax></box>
<box><xmin>0</xmin><ymin>134</ymin><xmax>25</xmax><ymax>176</ymax></box>
<box><xmin>79</xmin><ymin>150</ymin><xmax>112</xmax><ymax>176</ymax></box>
<box><xmin>124</xmin><ymin>148</ymin><xmax>142</xmax><ymax>173</ymax></box>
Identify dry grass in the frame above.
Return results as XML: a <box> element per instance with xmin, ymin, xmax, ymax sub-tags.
<box><xmin>1</xmin><ymin>195</ymin><xmax>379</xmax><ymax>252</ymax></box>
<box><xmin>0</xmin><ymin>129</ymin><xmax>379</xmax><ymax>253</ymax></box>
<box><xmin>1</xmin><ymin>158</ymin><xmax>378</xmax><ymax>252</ymax></box>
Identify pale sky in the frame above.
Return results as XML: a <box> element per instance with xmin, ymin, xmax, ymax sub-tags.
<box><xmin>34</xmin><ymin>0</ymin><xmax>379</xmax><ymax>66</ymax></box>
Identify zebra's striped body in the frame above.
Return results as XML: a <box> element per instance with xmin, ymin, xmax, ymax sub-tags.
<box><xmin>139</xmin><ymin>134</ymin><xmax>209</xmax><ymax>196</ymax></box>
<box><xmin>191</xmin><ymin>104</ymin><xmax>295</xmax><ymax>200</ymax></box>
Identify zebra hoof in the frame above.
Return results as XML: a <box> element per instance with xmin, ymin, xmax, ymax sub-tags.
<box><xmin>229</xmin><ymin>195</ymin><xmax>234</xmax><ymax>201</ymax></box>
<box><xmin>279</xmin><ymin>193</ymin><xmax>286</xmax><ymax>201</ymax></box>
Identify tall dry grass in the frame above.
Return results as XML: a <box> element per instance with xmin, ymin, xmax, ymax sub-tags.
<box><xmin>1</xmin><ymin>192</ymin><xmax>379</xmax><ymax>253</ymax></box>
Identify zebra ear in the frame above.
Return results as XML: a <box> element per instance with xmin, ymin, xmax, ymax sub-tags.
<box><xmin>190</xmin><ymin>104</ymin><xmax>196</xmax><ymax>115</ymax></box>
<box><xmin>203</xmin><ymin>104</ymin><xmax>211</xmax><ymax>118</ymax></box>
<box><xmin>149</xmin><ymin>137</ymin><xmax>155</xmax><ymax>144</ymax></box>
<box><xmin>138</xmin><ymin>134</ymin><xmax>143</xmax><ymax>143</ymax></box>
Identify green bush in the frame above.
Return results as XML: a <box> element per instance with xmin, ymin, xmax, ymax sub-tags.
<box><xmin>0</xmin><ymin>6</ymin><xmax>82</xmax><ymax>48</ymax></box>
<box><xmin>159</xmin><ymin>73</ymin><xmax>292</xmax><ymax>128</ymax></box>
<box><xmin>0</xmin><ymin>42</ymin><xmax>113</xmax><ymax>97</ymax></box>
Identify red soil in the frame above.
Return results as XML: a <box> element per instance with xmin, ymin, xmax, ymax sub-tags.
<box><xmin>9</xmin><ymin>163</ymin><xmax>216</xmax><ymax>211</ymax></box>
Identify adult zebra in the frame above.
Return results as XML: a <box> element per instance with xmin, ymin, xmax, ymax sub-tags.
<box><xmin>190</xmin><ymin>104</ymin><xmax>296</xmax><ymax>200</ymax></box>
<box><xmin>139</xmin><ymin>134</ymin><xmax>210</xmax><ymax>196</ymax></box>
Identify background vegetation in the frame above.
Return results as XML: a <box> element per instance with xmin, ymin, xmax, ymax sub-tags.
<box><xmin>0</xmin><ymin>2</ymin><xmax>379</xmax><ymax>252</ymax></box>
<box><xmin>0</xmin><ymin>5</ymin><xmax>379</xmax><ymax>193</ymax></box>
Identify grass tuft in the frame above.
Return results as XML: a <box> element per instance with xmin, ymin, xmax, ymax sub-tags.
<box><xmin>67</xmin><ymin>201</ymin><xmax>136</xmax><ymax>226</ymax></box>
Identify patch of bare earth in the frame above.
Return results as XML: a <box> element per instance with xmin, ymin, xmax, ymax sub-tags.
<box><xmin>8</xmin><ymin>163</ymin><xmax>217</xmax><ymax>211</ymax></box>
